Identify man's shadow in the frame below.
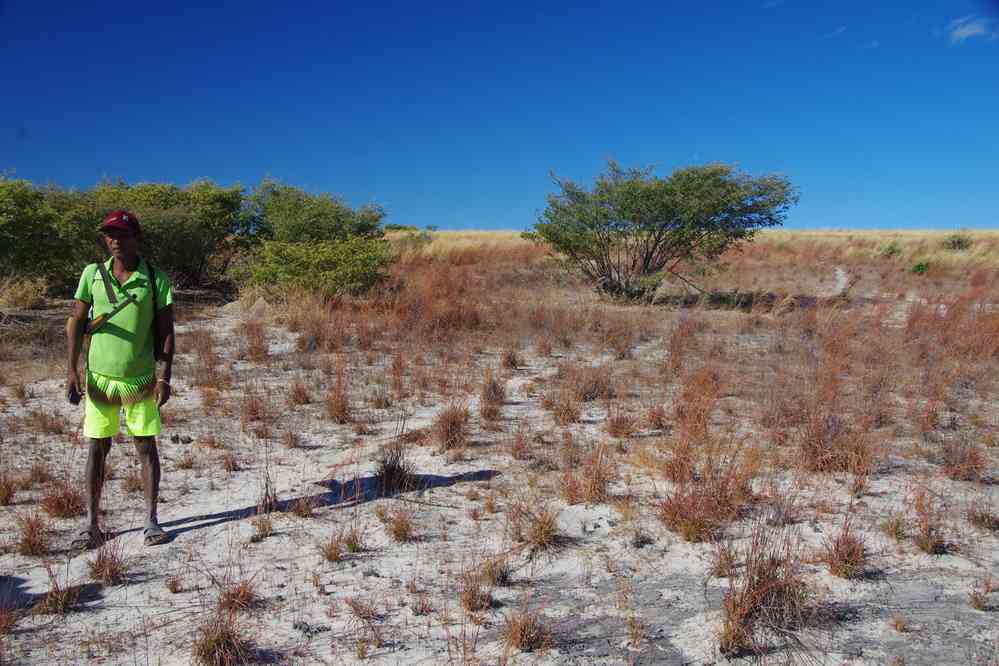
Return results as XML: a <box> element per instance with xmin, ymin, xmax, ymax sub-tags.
<box><xmin>155</xmin><ymin>469</ymin><xmax>499</xmax><ymax>540</ymax></box>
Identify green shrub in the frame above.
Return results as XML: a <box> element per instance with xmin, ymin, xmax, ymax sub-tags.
<box><xmin>911</xmin><ymin>260</ymin><xmax>930</xmax><ymax>274</ymax></box>
<box><xmin>86</xmin><ymin>180</ymin><xmax>246</xmax><ymax>287</ymax></box>
<box><xmin>247</xmin><ymin>238</ymin><xmax>391</xmax><ymax>297</ymax></box>
<box><xmin>942</xmin><ymin>233</ymin><xmax>973</xmax><ymax>251</ymax></box>
<box><xmin>525</xmin><ymin>161</ymin><xmax>797</xmax><ymax>298</ymax></box>
<box><xmin>249</xmin><ymin>180</ymin><xmax>384</xmax><ymax>243</ymax></box>
<box><xmin>877</xmin><ymin>242</ymin><xmax>902</xmax><ymax>258</ymax></box>
<box><xmin>0</xmin><ymin>178</ymin><xmax>66</xmax><ymax>281</ymax></box>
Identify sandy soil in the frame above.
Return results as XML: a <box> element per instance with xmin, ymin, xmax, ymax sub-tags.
<box><xmin>1</xmin><ymin>278</ymin><xmax>998</xmax><ymax>665</ymax></box>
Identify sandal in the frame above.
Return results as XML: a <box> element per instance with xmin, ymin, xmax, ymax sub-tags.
<box><xmin>143</xmin><ymin>524</ymin><xmax>170</xmax><ymax>546</ymax></box>
<box><xmin>70</xmin><ymin>527</ymin><xmax>106</xmax><ymax>551</ymax></box>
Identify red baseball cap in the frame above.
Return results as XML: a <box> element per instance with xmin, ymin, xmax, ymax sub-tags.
<box><xmin>100</xmin><ymin>210</ymin><xmax>141</xmax><ymax>234</ymax></box>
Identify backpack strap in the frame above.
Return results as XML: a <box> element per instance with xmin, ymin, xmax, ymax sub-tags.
<box><xmin>144</xmin><ymin>260</ymin><xmax>164</xmax><ymax>361</ymax></box>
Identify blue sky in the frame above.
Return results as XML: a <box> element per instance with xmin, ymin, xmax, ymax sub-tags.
<box><xmin>2</xmin><ymin>1</ymin><xmax>997</xmax><ymax>230</ymax></box>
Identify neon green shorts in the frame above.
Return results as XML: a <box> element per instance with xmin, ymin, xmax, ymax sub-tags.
<box><xmin>83</xmin><ymin>372</ymin><xmax>161</xmax><ymax>440</ymax></box>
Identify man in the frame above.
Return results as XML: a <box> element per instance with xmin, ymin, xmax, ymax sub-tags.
<box><xmin>66</xmin><ymin>210</ymin><xmax>175</xmax><ymax>548</ymax></box>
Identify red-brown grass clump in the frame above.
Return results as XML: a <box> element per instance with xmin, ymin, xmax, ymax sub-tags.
<box><xmin>0</xmin><ymin>473</ymin><xmax>16</xmax><ymax>506</ymax></box>
<box><xmin>433</xmin><ymin>402</ymin><xmax>470</xmax><ymax>453</ymax></box>
<box><xmin>912</xmin><ymin>487</ymin><xmax>947</xmax><ymax>554</ymax></box>
<box><xmin>822</xmin><ymin>517</ymin><xmax>867</xmax><ymax>578</ymax></box>
<box><xmin>191</xmin><ymin>609</ymin><xmax>250</xmax><ymax>666</ymax></box>
<box><xmin>14</xmin><ymin>510</ymin><xmax>51</xmax><ymax>556</ymax></box>
<box><xmin>941</xmin><ymin>438</ymin><xmax>987</xmax><ymax>482</ymax></box>
<box><xmin>657</xmin><ymin>438</ymin><xmax>756</xmax><ymax>542</ymax></box>
<box><xmin>560</xmin><ymin>443</ymin><xmax>616</xmax><ymax>505</ymax></box>
<box><xmin>502</xmin><ymin>603</ymin><xmax>553</xmax><ymax>653</ymax></box>
<box><xmin>798</xmin><ymin>411</ymin><xmax>873</xmax><ymax>476</ymax></box>
<box><xmin>88</xmin><ymin>540</ymin><xmax>130</xmax><ymax>586</ymax></box>
<box><xmin>325</xmin><ymin>361</ymin><xmax>352</xmax><ymax>424</ymax></box>
<box><xmin>673</xmin><ymin>365</ymin><xmax>722</xmax><ymax>443</ymax></box>
<box><xmin>507</xmin><ymin>501</ymin><xmax>565</xmax><ymax>558</ymax></box>
<box><xmin>240</xmin><ymin>320</ymin><xmax>269</xmax><ymax>362</ymax></box>
<box><xmin>719</xmin><ymin>521</ymin><xmax>811</xmax><ymax>656</ymax></box>
<box><xmin>33</xmin><ymin>564</ymin><xmax>80</xmax><ymax>615</ymax></box>
<box><xmin>218</xmin><ymin>579</ymin><xmax>258</xmax><ymax>612</ymax></box>
<box><xmin>479</xmin><ymin>369</ymin><xmax>506</xmax><ymax>421</ymax></box>
<box><xmin>459</xmin><ymin>572</ymin><xmax>494</xmax><ymax>612</ymax></box>
<box><xmin>287</xmin><ymin>377</ymin><xmax>311</xmax><ymax>406</ymax></box>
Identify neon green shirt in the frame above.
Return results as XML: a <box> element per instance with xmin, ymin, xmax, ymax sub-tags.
<box><xmin>74</xmin><ymin>258</ymin><xmax>173</xmax><ymax>379</ymax></box>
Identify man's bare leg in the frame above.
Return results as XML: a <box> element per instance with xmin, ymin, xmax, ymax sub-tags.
<box><xmin>135</xmin><ymin>436</ymin><xmax>168</xmax><ymax>544</ymax></box>
<box><xmin>133</xmin><ymin>437</ymin><xmax>162</xmax><ymax>536</ymax></box>
<box><xmin>77</xmin><ymin>437</ymin><xmax>111</xmax><ymax>547</ymax></box>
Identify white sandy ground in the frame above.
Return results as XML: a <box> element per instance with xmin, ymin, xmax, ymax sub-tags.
<box><xmin>1</xmin><ymin>272</ymin><xmax>998</xmax><ymax>666</ymax></box>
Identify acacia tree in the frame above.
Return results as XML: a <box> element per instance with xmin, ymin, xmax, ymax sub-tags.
<box><xmin>525</xmin><ymin>161</ymin><xmax>798</xmax><ymax>298</ymax></box>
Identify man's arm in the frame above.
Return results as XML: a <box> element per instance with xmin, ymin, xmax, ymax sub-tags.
<box><xmin>154</xmin><ymin>304</ymin><xmax>175</xmax><ymax>406</ymax></box>
<box><xmin>66</xmin><ymin>300</ymin><xmax>90</xmax><ymax>401</ymax></box>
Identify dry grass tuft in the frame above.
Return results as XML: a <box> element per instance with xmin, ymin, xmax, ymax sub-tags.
<box><xmin>28</xmin><ymin>462</ymin><xmax>54</xmax><ymax>486</ymax></box>
<box><xmin>0</xmin><ymin>276</ymin><xmax>48</xmax><ymax>309</ymax></box>
<box><xmin>0</xmin><ymin>474</ymin><xmax>16</xmax><ymax>506</ymax></box>
<box><xmin>239</xmin><ymin>386</ymin><xmax>271</xmax><ymax>427</ymax></box>
<box><xmin>500</xmin><ymin>348</ymin><xmax>521</xmax><ymax>370</ymax></box>
<box><xmin>240</xmin><ymin>320</ymin><xmax>269</xmax><ymax>363</ymax></box>
<box><xmin>374</xmin><ymin>441</ymin><xmax>415</xmax><ymax>495</ymax></box>
<box><xmin>822</xmin><ymin>518</ymin><xmax>867</xmax><ymax>578</ymax></box>
<box><xmin>719</xmin><ymin>521</ymin><xmax>811</xmax><ymax>656</ymax></box>
<box><xmin>325</xmin><ymin>361</ymin><xmax>352</xmax><ymax>424</ymax></box>
<box><xmin>710</xmin><ymin>539</ymin><xmax>739</xmax><ymax>578</ymax></box>
<box><xmin>287</xmin><ymin>378</ymin><xmax>312</xmax><ymax>406</ymax></box>
<box><xmin>14</xmin><ymin>510</ymin><xmax>51</xmax><ymax>556</ymax></box>
<box><xmin>941</xmin><ymin>438</ymin><xmax>987</xmax><ymax>482</ymax></box>
<box><xmin>673</xmin><ymin>366</ymin><xmax>721</xmax><ymax>442</ymax></box>
<box><xmin>646</xmin><ymin>404</ymin><xmax>667</xmax><ymax>430</ymax></box>
<box><xmin>606</xmin><ymin>407</ymin><xmax>638</xmax><ymax>438</ymax></box>
<box><xmin>88</xmin><ymin>540</ymin><xmax>130</xmax><ymax>585</ymax></box>
<box><xmin>250</xmin><ymin>514</ymin><xmax>273</xmax><ymax>542</ymax></box>
<box><xmin>967</xmin><ymin>501</ymin><xmax>999</xmax><ymax>531</ymax></box>
<box><xmin>507</xmin><ymin>501</ymin><xmax>566</xmax><ymax>557</ymax></box>
<box><xmin>560</xmin><ymin>443</ymin><xmax>615</xmax><ymax>505</ymax></box>
<box><xmin>191</xmin><ymin>610</ymin><xmax>250</xmax><ymax>666</ymax></box>
<box><xmin>798</xmin><ymin>412</ymin><xmax>873</xmax><ymax>476</ymax></box>
<box><xmin>33</xmin><ymin>564</ymin><xmax>80</xmax><ymax>615</ymax></box>
<box><xmin>479</xmin><ymin>555</ymin><xmax>512</xmax><ymax>587</ymax></box>
<box><xmin>459</xmin><ymin>573</ymin><xmax>494</xmax><ymax>612</ymax></box>
<box><xmin>433</xmin><ymin>402</ymin><xmax>470</xmax><ymax>452</ymax></box>
<box><xmin>912</xmin><ymin>488</ymin><xmax>947</xmax><ymax>554</ymax></box>
<box><xmin>289</xmin><ymin>497</ymin><xmax>317</xmax><ymax>519</ymax></box>
<box><xmin>479</xmin><ymin>369</ymin><xmax>506</xmax><ymax>420</ymax></box>
<box><xmin>502</xmin><ymin>603</ymin><xmax>553</xmax><ymax>653</ymax></box>
<box><xmin>881</xmin><ymin>512</ymin><xmax>908</xmax><ymax>541</ymax></box>
<box><xmin>320</xmin><ymin>533</ymin><xmax>344</xmax><ymax>563</ymax></box>
<box><xmin>384</xmin><ymin>507</ymin><xmax>418</xmax><ymax>542</ymax></box>
<box><xmin>656</xmin><ymin>438</ymin><xmax>756</xmax><ymax>542</ymax></box>
<box><xmin>218</xmin><ymin>579</ymin><xmax>258</xmax><ymax>612</ymax></box>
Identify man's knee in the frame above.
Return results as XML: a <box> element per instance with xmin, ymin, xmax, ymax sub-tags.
<box><xmin>88</xmin><ymin>437</ymin><xmax>111</xmax><ymax>457</ymax></box>
<box><xmin>133</xmin><ymin>436</ymin><xmax>157</xmax><ymax>457</ymax></box>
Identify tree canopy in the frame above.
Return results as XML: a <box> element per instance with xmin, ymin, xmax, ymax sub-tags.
<box><xmin>525</xmin><ymin>161</ymin><xmax>798</xmax><ymax>298</ymax></box>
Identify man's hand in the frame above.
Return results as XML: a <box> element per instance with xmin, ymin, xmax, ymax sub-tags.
<box><xmin>66</xmin><ymin>369</ymin><xmax>82</xmax><ymax>405</ymax></box>
<box><xmin>154</xmin><ymin>380</ymin><xmax>171</xmax><ymax>407</ymax></box>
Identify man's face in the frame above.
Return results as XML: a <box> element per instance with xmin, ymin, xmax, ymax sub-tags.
<box><xmin>102</xmin><ymin>229</ymin><xmax>139</xmax><ymax>259</ymax></box>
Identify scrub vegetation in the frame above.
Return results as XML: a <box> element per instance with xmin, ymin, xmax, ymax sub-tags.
<box><xmin>1</xmin><ymin>166</ymin><xmax>999</xmax><ymax>663</ymax></box>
